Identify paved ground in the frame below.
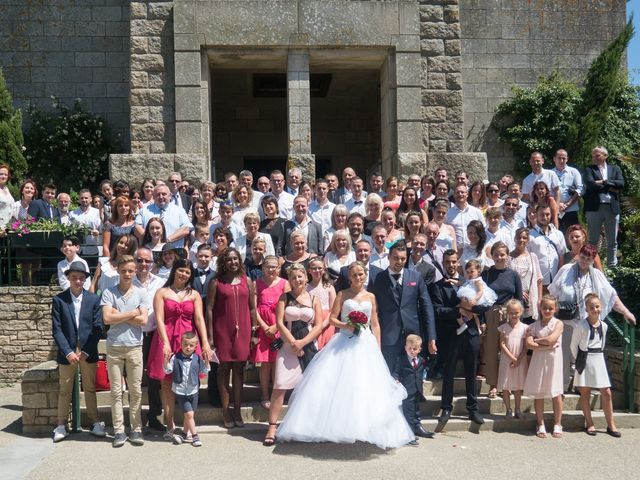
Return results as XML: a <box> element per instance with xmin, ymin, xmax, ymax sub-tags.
<box><xmin>1</xmin><ymin>384</ymin><xmax>638</xmax><ymax>480</ymax></box>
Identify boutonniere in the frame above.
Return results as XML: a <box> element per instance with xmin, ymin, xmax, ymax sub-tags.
<box><xmin>408</xmin><ymin>282</ymin><xmax>417</xmax><ymax>286</ymax></box>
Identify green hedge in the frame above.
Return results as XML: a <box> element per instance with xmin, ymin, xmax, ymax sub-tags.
<box><xmin>609</xmin><ymin>267</ymin><xmax>640</xmax><ymax>343</ymax></box>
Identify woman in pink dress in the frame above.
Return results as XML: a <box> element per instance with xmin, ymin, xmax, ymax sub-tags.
<box><xmin>306</xmin><ymin>258</ymin><xmax>336</xmax><ymax>350</ymax></box>
<box><xmin>206</xmin><ymin>248</ymin><xmax>257</xmax><ymax>428</ymax></box>
<box><xmin>148</xmin><ymin>259</ymin><xmax>212</xmax><ymax>439</ymax></box>
<box><xmin>524</xmin><ymin>294</ymin><xmax>564</xmax><ymax>439</ymax></box>
<box><xmin>251</xmin><ymin>255</ymin><xmax>288</xmax><ymax>408</ymax></box>
<box><xmin>497</xmin><ymin>299</ymin><xmax>529</xmax><ymax>419</ymax></box>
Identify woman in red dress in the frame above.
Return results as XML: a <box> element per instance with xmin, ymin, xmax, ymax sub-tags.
<box><xmin>206</xmin><ymin>248</ymin><xmax>257</xmax><ymax>428</ymax></box>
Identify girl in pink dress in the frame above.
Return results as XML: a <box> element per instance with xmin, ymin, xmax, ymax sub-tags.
<box><xmin>497</xmin><ymin>299</ymin><xmax>529</xmax><ymax>419</ymax></box>
<box><xmin>251</xmin><ymin>255</ymin><xmax>288</xmax><ymax>408</ymax></box>
<box><xmin>148</xmin><ymin>259</ymin><xmax>212</xmax><ymax>439</ymax></box>
<box><xmin>306</xmin><ymin>258</ymin><xmax>336</xmax><ymax>350</ymax></box>
<box><xmin>524</xmin><ymin>294</ymin><xmax>564</xmax><ymax>438</ymax></box>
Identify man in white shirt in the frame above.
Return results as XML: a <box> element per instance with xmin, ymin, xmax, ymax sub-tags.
<box><xmin>134</xmin><ymin>247</ymin><xmax>166</xmax><ymax>431</ymax></box>
<box><xmin>522</xmin><ymin>151</ymin><xmax>560</xmax><ymax>202</ymax></box>
<box><xmin>57</xmin><ymin>235</ymin><xmax>91</xmax><ymax>290</ymax></box>
<box><xmin>282</xmin><ymin>196</ymin><xmax>323</xmax><ymax>254</ymax></box>
<box><xmin>500</xmin><ymin>195</ymin><xmax>526</xmax><ymax>240</ymax></box>
<box><xmin>269</xmin><ymin>170</ymin><xmax>294</xmax><ymax>220</ymax></box>
<box><xmin>407</xmin><ymin>233</ymin><xmax>437</xmax><ymax>285</ymax></box>
<box><xmin>69</xmin><ymin>189</ymin><xmax>102</xmax><ymax>257</ymax></box>
<box><xmin>552</xmin><ymin>148</ymin><xmax>583</xmax><ymax>232</ymax></box>
<box><xmin>343</xmin><ymin>177</ymin><xmax>367</xmax><ymax>215</ymax></box>
<box><xmin>528</xmin><ymin>204</ymin><xmax>566</xmax><ymax>287</ymax></box>
<box><xmin>446</xmin><ymin>184</ymin><xmax>485</xmax><ymax>253</ymax></box>
<box><xmin>57</xmin><ymin>193</ymin><xmax>71</xmax><ymax>225</ymax></box>
<box><xmin>484</xmin><ymin>207</ymin><xmax>515</xmax><ymax>264</ymax></box>
<box><xmin>256</xmin><ymin>176</ymin><xmax>271</xmax><ymax>194</ymax></box>
<box><xmin>135</xmin><ymin>185</ymin><xmax>192</xmax><ymax>248</ymax></box>
<box><xmin>369</xmin><ymin>224</ymin><xmax>389</xmax><ymax>269</ymax></box>
<box><xmin>308</xmin><ymin>178</ymin><xmax>335</xmax><ymax>232</ymax></box>
<box><xmin>506</xmin><ymin>182</ymin><xmax>528</xmax><ymax>222</ymax></box>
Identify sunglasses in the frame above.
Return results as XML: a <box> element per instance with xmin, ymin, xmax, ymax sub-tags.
<box><xmin>487</xmin><ymin>189</ymin><xmax>499</xmax><ymax>193</ymax></box>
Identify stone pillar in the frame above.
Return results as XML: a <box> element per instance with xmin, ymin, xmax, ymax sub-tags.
<box><xmin>419</xmin><ymin>0</ymin><xmax>487</xmax><ymax>179</ymax></box>
<box><xmin>286</xmin><ymin>49</ymin><xmax>315</xmax><ymax>181</ymax></box>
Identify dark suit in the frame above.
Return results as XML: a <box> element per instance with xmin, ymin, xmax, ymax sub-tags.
<box><xmin>28</xmin><ymin>198</ymin><xmax>61</xmax><ymax>222</ymax></box>
<box><xmin>408</xmin><ymin>259</ymin><xmax>437</xmax><ymax>286</ymax></box>
<box><xmin>282</xmin><ymin>219</ymin><xmax>324</xmax><ymax>255</ymax></box>
<box><xmin>583</xmin><ymin>163</ymin><xmax>624</xmax><ymax>266</ymax></box>
<box><xmin>370</xmin><ymin>268</ymin><xmax>436</xmax><ymax>370</ymax></box>
<box><xmin>51</xmin><ymin>289</ymin><xmax>103</xmax><ymax>364</ymax></box>
<box><xmin>174</xmin><ymin>191</ymin><xmax>191</xmax><ymax>214</ymax></box>
<box><xmin>429</xmin><ymin>277</ymin><xmax>479</xmax><ymax>414</ymax></box>
<box><xmin>392</xmin><ymin>354</ymin><xmax>425</xmax><ymax>429</ymax></box>
<box><xmin>334</xmin><ymin>264</ymin><xmax>383</xmax><ymax>293</ymax></box>
<box><xmin>192</xmin><ymin>268</ymin><xmax>216</xmax><ymax>302</ymax></box>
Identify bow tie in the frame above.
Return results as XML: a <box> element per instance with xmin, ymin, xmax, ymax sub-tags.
<box><xmin>198</xmin><ymin>269</ymin><xmax>210</xmax><ymax>276</ymax></box>
<box><xmin>353</xmin><ymin>200</ymin><xmax>363</xmax><ymax>205</ymax></box>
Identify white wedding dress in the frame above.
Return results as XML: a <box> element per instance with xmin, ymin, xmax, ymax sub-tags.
<box><xmin>276</xmin><ymin>299</ymin><xmax>415</xmax><ymax>449</ymax></box>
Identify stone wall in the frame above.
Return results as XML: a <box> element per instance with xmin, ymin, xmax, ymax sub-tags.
<box><xmin>0</xmin><ymin>0</ymin><xmax>130</xmax><ymax>148</ymax></box>
<box><xmin>0</xmin><ymin>287</ymin><xmax>59</xmax><ymax>386</ymax></box>
<box><xmin>21</xmin><ymin>361</ymin><xmax>59</xmax><ymax>434</ymax></box>
<box><xmin>459</xmin><ymin>0</ymin><xmax>627</xmax><ymax>177</ymax></box>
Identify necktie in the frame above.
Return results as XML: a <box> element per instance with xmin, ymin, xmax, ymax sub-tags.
<box><xmin>391</xmin><ymin>273</ymin><xmax>402</xmax><ymax>300</ymax></box>
<box><xmin>173</xmin><ymin>194</ymin><xmax>180</xmax><ymax>206</ymax></box>
<box><xmin>412</xmin><ymin>358</ymin><xmax>418</xmax><ymax>369</ymax></box>
<box><xmin>48</xmin><ymin>204</ymin><xmax>53</xmax><ymax>219</ymax></box>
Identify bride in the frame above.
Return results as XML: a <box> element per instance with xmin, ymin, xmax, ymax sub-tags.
<box><xmin>275</xmin><ymin>261</ymin><xmax>415</xmax><ymax>449</ymax></box>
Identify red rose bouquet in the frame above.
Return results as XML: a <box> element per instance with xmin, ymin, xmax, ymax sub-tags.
<box><xmin>346</xmin><ymin>310</ymin><xmax>368</xmax><ymax>337</ymax></box>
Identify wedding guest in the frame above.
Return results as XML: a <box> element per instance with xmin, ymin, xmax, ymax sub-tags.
<box><xmin>509</xmin><ymin>228</ymin><xmax>542</xmax><ymax>324</ymax></box>
<box><xmin>200</xmin><ymin>181</ymin><xmax>217</xmax><ymax>218</ymax></box>
<box><xmin>56</xmin><ymin>235</ymin><xmax>91</xmax><ymax>291</ymax></box>
<box><xmin>363</xmin><ymin>193</ymin><xmax>384</xmax><ymax>235</ymax></box>
<box><xmin>252</xmin><ymin>256</ymin><xmax>288</xmax><ymax>408</ymax></box>
<box><xmin>370</xmin><ymin>224</ymin><xmax>389</xmax><ymax>269</ymax></box>
<box><xmin>210</xmin><ymin>202</ymin><xmax>242</xmax><ymax>243</ymax></box>
<box><xmin>478</xmin><ymin>241</ymin><xmax>523</xmax><ymax>398</ymax></box>
<box><xmin>244</xmin><ymin>238</ymin><xmax>266</xmax><ymax>281</ymax></box>
<box><xmin>369</xmin><ymin>171</ymin><xmax>386</xmax><ymax>198</ymax></box>
<box><xmin>12</xmin><ymin>178</ymin><xmax>37</xmax><ymax>222</ymax></box>
<box><xmin>497</xmin><ymin>299</ymin><xmax>528</xmax><ymax>418</ymax></box>
<box><xmin>263</xmin><ymin>263</ymin><xmax>323</xmax><ymax>446</ymax></box>
<box><xmin>552</xmin><ymin>149</ymin><xmax>583</xmax><ymax>232</ymax></box>
<box><xmin>531</xmin><ymin>181</ymin><xmax>559</xmax><ymax>229</ymax></box>
<box><xmin>381</xmin><ymin>207</ymin><xmax>403</xmax><ymax>246</ymax></box>
<box><xmin>407</xmin><ymin>233</ymin><xmax>436</xmax><ymax>286</ymax></box>
<box><xmin>269</xmin><ymin>170</ymin><xmax>294</xmax><ymax>220</ymax></box>
<box><xmin>190</xmin><ymin>199</ymin><xmax>213</xmax><ymax>237</ymax></box>
<box><xmin>397</xmin><ymin>187</ymin><xmax>428</xmax><ymax>224</ymax></box>
<box><xmin>446</xmin><ymin>184</ymin><xmax>484</xmax><ymax>254</ymax></box>
<box><xmin>69</xmin><ymin>189</ymin><xmax>103</xmax><ymax>258</ymax></box>
<box><xmin>167</xmin><ymin>172</ymin><xmax>191</xmax><ymax>214</ymax></box>
<box><xmin>383</xmin><ymin>176</ymin><xmax>401</xmax><ymax>211</ymax></box>
<box><xmin>564</xmin><ymin>224</ymin><xmax>602</xmax><ymax>271</ymax></box>
<box><xmin>285</xmin><ymin>167</ymin><xmax>302</xmax><ymax>197</ymax></box>
<box><xmin>431</xmin><ymin>199</ymin><xmax>457</xmax><ymax>251</ymax></box>
<box><xmin>306</xmin><ymin>258</ymin><xmax>336</xmax><ymax>350</ymax></box>
<box><xmin>334</xmin><ymin>240</ymin><xmax>383</xmax><ymax>292</ymax></box>
<box><xmin>522</xmin><ymin>151</ymin><xmax>560</xmax><ymax>202</ymax></box>
<box><xmin>206</xmin><ymin>248</ymin><xmax>257</xmax><ymax>428</ymax></box>
<box><xmin>346</xmin><ymin>212</ymin><xmax>370</xmax><ymax>247</ymax></box>
<box><xmin>259</xmin><ymin>194</ymin><xmax>287</xmax><ymax>256</ymax></box>
<box><xmin>324</xmin><ymin>230</ymin><xmax>356</xmax><ymax>281</ymax></box>
<box><xmin>343</xmin><ymin>176</ymin><xmax>367</xmax><ymax>215</ymax></box>
<box><xmin>230</xmin><ymin>185</ymin><xmax>258</xmax><ymax>234</ymax></box>
<box><xmin>140</xmin><ymin>178</ymin><xmax>156</xmax><ymax>206</ymax></box>
<box><xmin>51</xmin><ymin>261</ymin><xmax>105</xmax><ymax>442</ymax></box>
<box><xmin>528</xmin><ymin>204</ymin><xmax>566</xmax><ymax>290</ymax></box>
<box><xmin>280</xmin><ymin>232</ymin><xmax>314</xmax><ymax>278</ymax></box>
<box><xmin>434</xmin><ymin>180</ymin><xmax>450</xmax><ymax>203</ymax></box>
<box><xmin>419</xmin><ymin>175</ymin><xmax>435</xmax><ymax>205</ymax></box>
<box><xmin>27</xmin><ymin>183</ymin><xmax>60</xmax><ymax>222</ymax></box>
<box><xmin>231</xmin><ymin>212</ymin><xmax>275</xmax><ymax>261</ymax></box>
<box><xmin>211</xmin><ymin>227</ymin><xmax>233</xmax><ymax>270</ymax></box>
<box><xmin>154</xmin><ymin>243</ymin><xmax>177</xmax><ymax>280</ymax></box>
<box><xmin>101</xmin><ymin>255</ymin><xmax>150</xmax><ymax>447</ymax></box>
<box><xmin>571</xmin><ymin>293</ymin><xmax>621</xmax><ymax>437</ymax></box>
<box><xmin>102</xmin><ymin>196</ymin><xmax>136</xmax><ymax>258</ymax></box>
<box><xmin>483</xmin><ymin>207</ymin><xmax>514</xmax><ymax>263</ymax></box>
<box><xmin>308</xmin><ymin>179</ymin><xmax>335</xmax><ymax>233</ymax></box>
<box><xmin>148</xmin><ymin>258</ymin><xmax>212</xmax><ymax>441</ymax></box>
<box><xmin>0</xmin><ymin>164</ymin><xmax>14</xmax><ymax>228</ymax></box>
<box><xmin>524</xmin><ymin>294</ymin><xmax>564</xmax><ymax>439</ymax></box>
<box><xmin>282</xmin><ymin>196</ymin><xmax>323</xmax><ymax>255</ymax></box>
<box><xmin>423</xmin><ymin>222</ymin><xmax>446</xmax><ymax>283</ymax></box>
<box><xmin>469</xmin><ymin>181</ymin><xmax>487</xmax><ymax>213</ymax></box>
<box><xmin>142</xmin><ymin>217</ymin><xmax>166</xmax><ymax>254</ymax></box>
<box><xmin>403</xmin><ymin>211</ymin><xmax>424</xmax><ymax>250</ymax></box>
<box><xmin>188</xmin><ymin>225</ymin><xmax>210</xmax><ymax>265</ymax></box>
<box><xmin>135</xmin><ymin>184</ymin><xmax>192</xmax><ymax>249</ymax></box>
<box><xmin>458</xmin><ymin>220</ymin><xmax>486</xmax><ymax>272</ymax></box>
<box><xmin>90</xmin><ymin>233</ymin><xmax>138</xmax><ymax>294</ymax></box>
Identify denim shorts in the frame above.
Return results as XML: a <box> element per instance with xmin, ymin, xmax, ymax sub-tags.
<box><xmin>175</xmin><ymin>393</ymin><xmax>199</xmax><ymax>413</ymax></box>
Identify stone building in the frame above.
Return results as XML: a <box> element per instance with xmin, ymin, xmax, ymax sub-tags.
<box><xmin>0</xmin><ymin>0</ymin><xmax>627</xmax><ymax>182</ymax></box>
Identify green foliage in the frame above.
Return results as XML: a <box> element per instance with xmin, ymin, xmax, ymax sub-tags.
<box><xmin>492</xmin><ymin>73</ymin><xmax>581</xmax><ymax>173</ymax></box>
<box><xmin>608</xmin><ymin>268</ymin><xmax>640</xmax><ymax>340</ymax></box>
<box><xmin>600</xmin><ymin>84</ymin><xmax>640</xmax><ymax>160</ymax></box>
<box><xmin>567</xmin><ymin>19</ymin><xmax>635</xmax><ymax>166</ymax></box>
<box><xmin>24</xmin><ymin>98</ymin><xmax>119</xmax><ymax>192</ymax></box>
<box><xmin>0</xmin><ymin>68</ymin><xmax>27</xmax><ymax>180</ymax></box>
<box><xmin>619</xmin><ymin>212</ymin><xmax>640</xmax><ymax>268</ymax></box>
<box><xmin>7</xmin><ymin>215</ymin><xmax>89</xmax><ymax>237</ymax></box>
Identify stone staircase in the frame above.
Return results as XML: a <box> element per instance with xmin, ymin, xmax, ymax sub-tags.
<box><xmin>78</xmin><ymin>364</ymin><xmax>640</xmax><ymax>434</ymax></box>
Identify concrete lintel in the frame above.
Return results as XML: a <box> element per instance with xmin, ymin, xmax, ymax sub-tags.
<box><xmin>109</xmin><ymin>153</ymin><xmax>209</xmax><ymax>183</ymax></box>
<box><xmin>425</xmin><ymin>152</ymin><xmax>488</xmax><ymax>182</ymax></box>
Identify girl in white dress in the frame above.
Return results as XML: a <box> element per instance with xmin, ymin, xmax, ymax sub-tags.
<box><xmin>571</xmin><ymin>294</ymin><xmax>621</xmax><ymax>437</ymax></box>
<box><xmin>276</xmin><ymin>261</ymin><xmax>414</xmax><ymax>449</ymax></box>
<box><xmin>456</xmin><ymin>259</ymin><xmax>497</xmax><ymax>335</ymax></box>
<box><xmin>497</xmin><ymin>300</ymin><xmax>528</xmax><ymax>418</ymax></box>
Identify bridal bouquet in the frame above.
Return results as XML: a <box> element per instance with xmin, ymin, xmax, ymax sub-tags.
<box><xmin>346</xmin><ymin>310</ymin><xmax>368</xmax><ymax>337</ymax></box>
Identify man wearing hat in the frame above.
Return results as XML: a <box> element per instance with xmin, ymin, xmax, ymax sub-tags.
<box><xmin>51</xmin><ymin>261</ymin><xmax>105</xmax><ymax>442</ymax></box>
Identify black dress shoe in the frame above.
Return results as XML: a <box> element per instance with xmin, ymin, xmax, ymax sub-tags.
<box><xmin>606</xmin><ymin>428</ymin><xmax>622</xmax><ymax>438</ymax></box>
<box><xmin>439</xmin><ymin>409</ymin><xmax>452</xmax><ymax>424</ymax></box>
<box><xmin>147</xmin><ymin>416</ymin><xmax>165</xmax><ymax>431</ymax></box>
<box><xmin>469</xmin><ymin>411</ymin><xmax>485</xmax><ymax>425</ymax></box>
<box><xmin>414</xmin><ymin>426</ymin><xmax>435</xmax><ymax>438</ymax></box>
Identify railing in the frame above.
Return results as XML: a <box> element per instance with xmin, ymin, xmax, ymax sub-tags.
<box><xmin>606</xmin><ymin>315</ymin><xmax>637</xmax><ymax>412</ymax></box>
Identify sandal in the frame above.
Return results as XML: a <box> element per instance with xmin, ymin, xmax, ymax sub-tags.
<box><xmin>222</xmin><ymin>409</ymin><xmax>235</xmax><ymax>429</ymax></box>
<box><xmin>261</xmin><ymin>399</ymin><xmax>271</xmax><ymax>409</ymax></box>
<box><xmin>585</xmin><ymin>426</ymin><xmax>596</xmax><ymax>436</ymax></box>
<box><xmin>536</xmin><ymin>425</ymin><xmax>547</xmax><ymax>438</ymax></box>
<box><xmin>234</xmin><ymin>412</ymin><xmax>245</xmax><ymax>428</ymax></box>
<box><xmin>263</xmin><ymin>422</ymin><xmax>278</xmax><ymax>446</ymax></box>
<box><xmin>487</xmin><ymin>387</ymin><xmax>497</xmax><ymax>399</ymax></box>
<box><xmin>552</xmin><ymin>425</ymin><xmax>562</xmax><ymax>438</ymax></box>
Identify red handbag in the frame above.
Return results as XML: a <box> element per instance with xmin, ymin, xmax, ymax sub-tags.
<box><xmin>95</xmin><ymin>356</ymin><xmax>110</xmax><ymax>391</ymax></box>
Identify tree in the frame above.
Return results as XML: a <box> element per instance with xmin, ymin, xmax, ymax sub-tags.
<box><xmin>567</xmin><ymin>18</ymin><xmax>635</xmax><ymax>166</ymax></box>
<box><xmin>0</xmin><ymin>68</ymin><xmax>27</xmax><ymax>181</ymax></box>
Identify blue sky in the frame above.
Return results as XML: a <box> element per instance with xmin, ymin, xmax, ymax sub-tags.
<box><xmin>629</xmin><ymin>0</ymin><xmax>640</xmax><ymax>85</ymax></box>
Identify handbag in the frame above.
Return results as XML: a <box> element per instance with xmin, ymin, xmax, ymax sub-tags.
<box><xmin>94</xmin><ymin>355</ymin><xmax>110</xmax><ymax>391</ymax></box>
<box><xmin>290</xmin><ymin>320</ymin><xmax>318</xmax><ymax>372</ymax></box>
<box><xmin>556</xmin><ymin>303</ymin><xmax>578</xmax><ymax>320</ymax></box>
<box><xmin>574</xmin><ymin>348</ymin><xmax>588</xmax><ymax>374</ymax></box>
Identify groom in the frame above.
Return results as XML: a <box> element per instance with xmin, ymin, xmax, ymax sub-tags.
<box><xmin>371</xmin><ymin>241</ymin><xmax>437</xmax><ymax>371</ymax></box>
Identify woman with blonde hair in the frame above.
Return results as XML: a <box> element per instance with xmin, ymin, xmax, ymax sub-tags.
<box><xmin>324</xmin><ymin>229</ymin><xmax>356</xmax><ymax>280</ymax></box>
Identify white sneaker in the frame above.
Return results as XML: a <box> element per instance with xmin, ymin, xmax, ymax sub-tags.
<box><xmin>90</xmin><ymin>421</ymin><xmax>107</xmax><ymax>437</ymax></box>
<box><xmin>53</xmin><ymin>425</ymin><xmax>68</xmax><ymax>443</ymax></box>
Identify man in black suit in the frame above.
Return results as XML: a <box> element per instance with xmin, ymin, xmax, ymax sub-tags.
<box><xmin>28</xmin><ymin>183</ymin><xmax>61</xmax><ymax>222</ymax></box>
<box><xmin>167</xmin><ymin>172</ymin><xmax>191</xmax><ymax>215</ymax></box>
<box><xmin>335</xmin><ymin>239</ymin><xmax>382</xmax><ymax>292</ymax></box>
<box><xmin>370</xmin><ymin>241</ymin><xmax>436</xmax><ymax>371</ymax></box>
<box><xmin>407</xmin><ymin>233</ymin><xmax>436</xmax><ymax>286</ymax></box>
<box><xmin>429</xmin><ymin>249</ymin><xmax>484</xmax><ymax>426</ymax></box>
<box><xmin>392</xmin><ymin>334</ymin><xmax>433</xmax><ymax>441</ymax></box>
<box><xmin>584</xmin><ymin>146</ymin><xmax>624</xmax><ymax>267</ymax></box>
<box><xmin>51</xmin><ymin>261</ymin><xmax>105</xmax><ymax>442</ymax></box>
<box><xmin>282</xmin><ymin>196</ymin><xmax>324</xmax><ymax>255</ymax></box>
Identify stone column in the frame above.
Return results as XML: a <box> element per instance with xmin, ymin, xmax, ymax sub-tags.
<box><xmin>286</xmin><ymin>48</ymin><xmax>315</xmax><ymax>181</ymax></box>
